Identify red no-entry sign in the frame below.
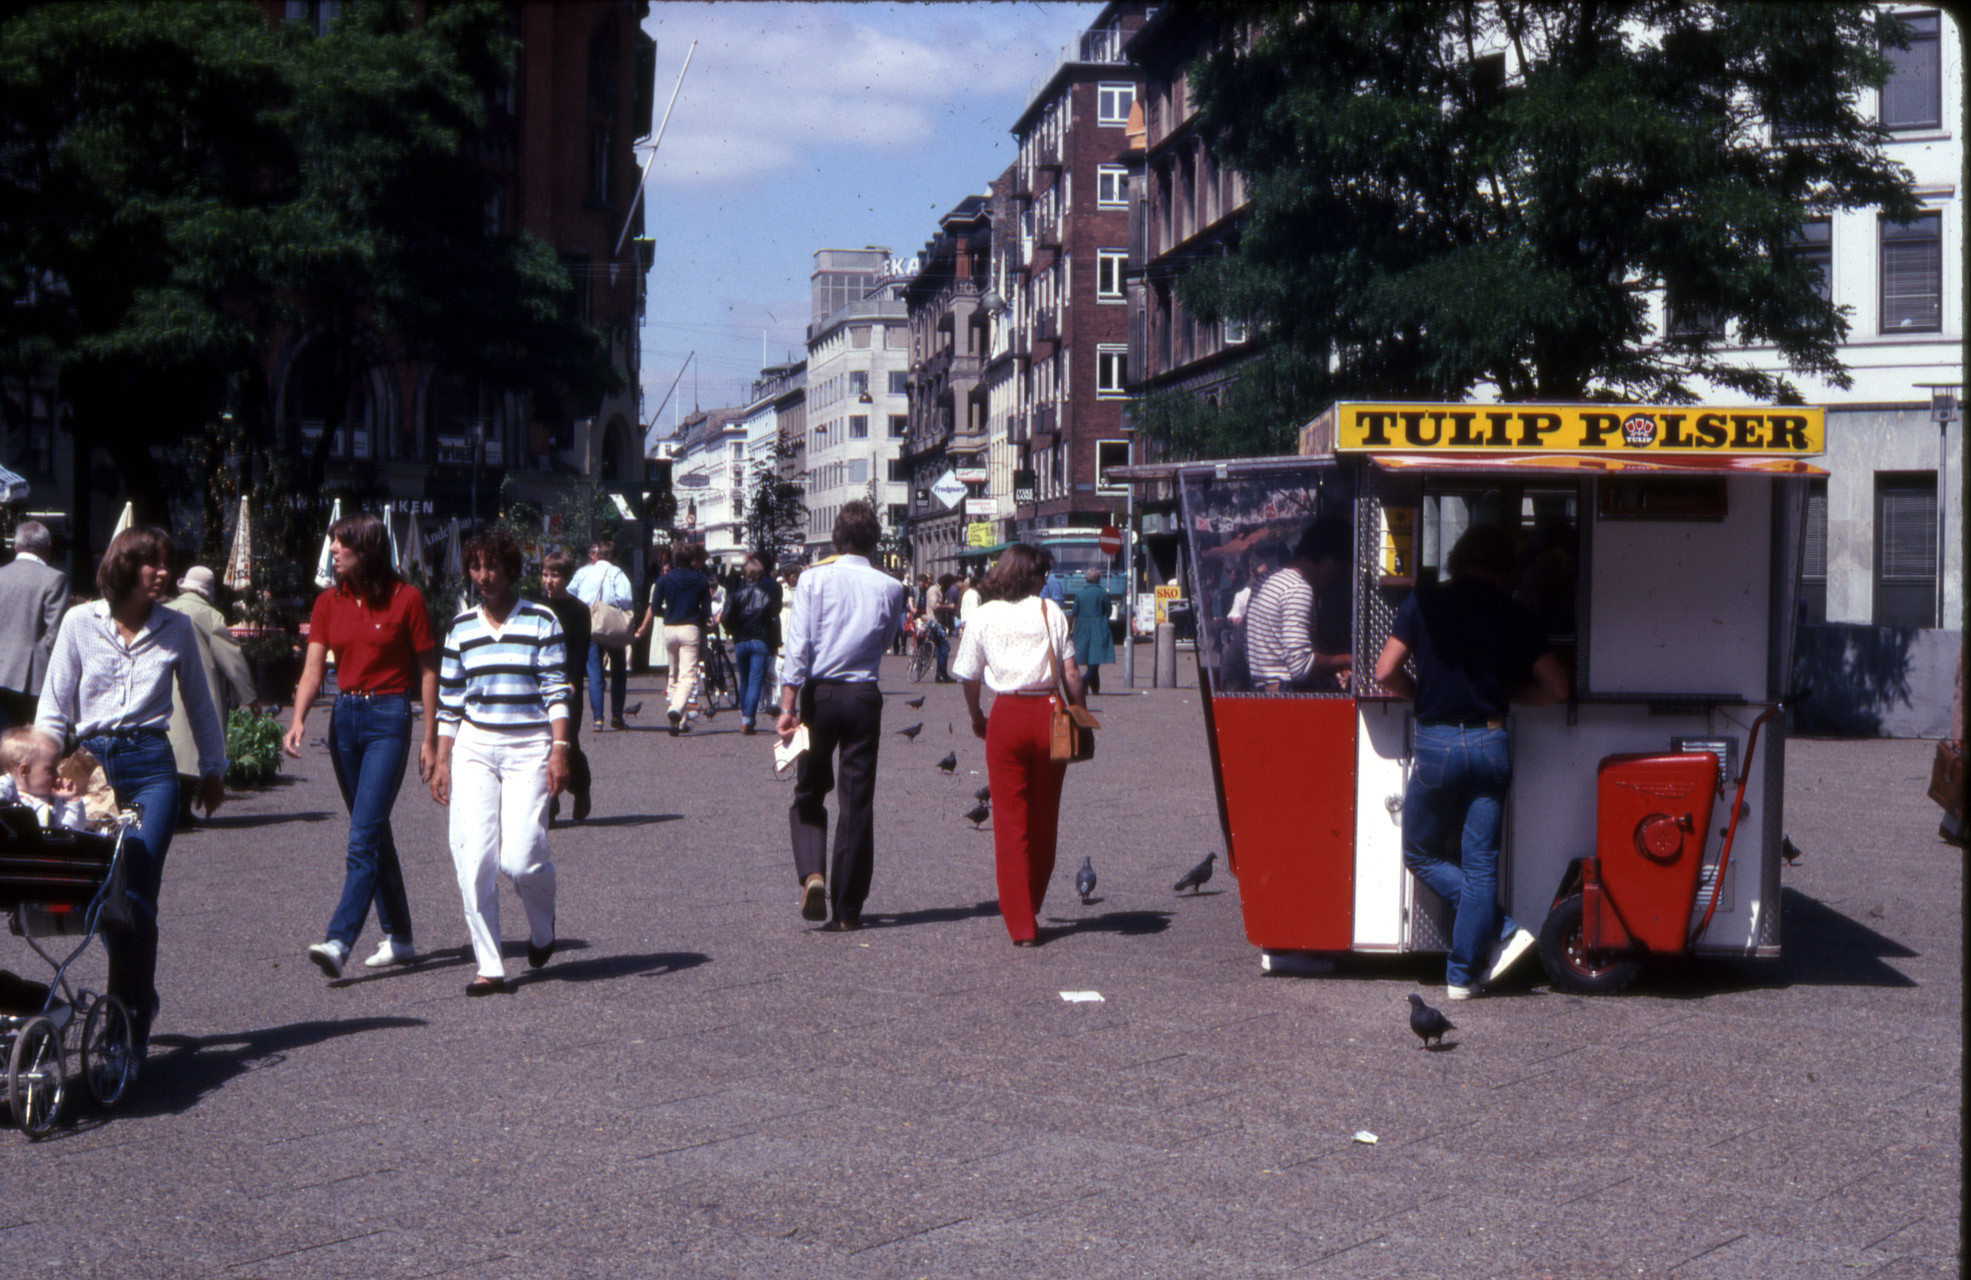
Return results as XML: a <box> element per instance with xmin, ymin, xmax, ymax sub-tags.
<box><xmin>1098</xmin><ymin>525</ymin><xmax>1122</xmax><ymax>557</ymax></box>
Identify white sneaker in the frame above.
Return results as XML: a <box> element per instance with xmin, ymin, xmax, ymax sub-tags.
<box><xmin>1485</xmin><ymin>927</ymin><xmax>1538</xmax><ymax>985</ymax></box>
<box><xmin>1445</xmin><ymin>984</ymin><xmax>1477</xmax><ymax>1001</ymax></box>
<box><xmin>363</xmin><ymin>938</ymin><xmax>414</xmax><ymax>968</ymax></box>
<box><xmin>307</xmin><ymin>940</ymin><xmax>347</xmax><ymax>981</ymax></box>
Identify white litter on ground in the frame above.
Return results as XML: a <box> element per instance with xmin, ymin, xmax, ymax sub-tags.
<box><xmin>1059</xmin><ymin>991</ymin><xmax>1105</xmax><ymax>1003</ymax></box>
<box><xmin>1353</xmin><ymin>1130</ymin><xmax>1378</xmax><ymax>1145</ymax></box>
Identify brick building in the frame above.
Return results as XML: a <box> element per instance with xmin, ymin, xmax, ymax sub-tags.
<box><xmin>902</xmin><ymin>196</ymin><xmax>993</xmax><ymax>579</ymax></box>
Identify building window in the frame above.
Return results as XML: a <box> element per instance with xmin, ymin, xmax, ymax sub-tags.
<box><xmin>1881</xmin><ymin>212</ymin><xmax>1943</xmax><ymax>332</ymax></box>
<box><xmin>889</xmin><ymin>371</ymin><xmax>908</xmax><ymax>395</ymax></box>
<box><xmin>886</xmin><ymin>326</ymin><xmax>908</xmax><ymax>349</ymax></box>
<box><xmin>1791</xmin><ymin>218</ymin><xmax>1832</xmax><ymax>302</ymax></box>
<box><xmin>1096</xmin><ymin>345</ymin><xmax>1128</xmax><ymax>398</ymax></box>
<box><xmin>1096</xmin><ymin>439</ymin><xmax>1130</xmax><ymax>494</ymax></box>
<box><xmin>848</xmin><ymin>458</ymin><xmax>869</xmax><ymax>485</ymax></box>
<box><xmin>1800</xmin><ymin>479</ymin><xmax>1828</xmax><ymax>624</ymax></box>
<box><xmin>888</xmin><ymin>503</ymin><xmax>908</xmax><ymax>530</ymax></box>
<box><xmin>888</xmin><ymin>458</ymin><xmax>910</xmax><ymax>482</ymax></box>
<box><xmin>1666</xmin><ymin>295</ymin><xmax>1725</xmax><ymax>339</ymax></box>
<box><xmin>851</xmin><ymin>326</ymin><xmax>872</xmax><ymax>349</ymax></box>
<box><xmin>1873</xmin><ymin>472</ymin><xmax>1938</xmax><ymax>627</ymax></box>
<box><xmin>849</xmin><ymin>415</ymin><xmax>869</xmax><ymax>439</ymax></box>
<box><xmin>587</xmin><ymin>121</ymin><xmax>612</xmax><ymax>205</ymax></box>
<box><xmin>1097</xmin><ymin>164</ymin><xmax>1127</xmax><ymax>208</ymax></box>
<box><xmin>1097</xmin><ymin>249</ymin><xmax>1126</xmax><ymax>300</ymax></box>
<box><xmin>1097</xmin><ymin>83</ymin><xmax>1135</xmax><ymax>126</ymax></box>
<box><xmin>284</xmin><ymin>0</ymin><xmax>340</xmax><ymax>34</ymax></box>
<box><xmin>849</xmin><ymin>370</ymin><xmax>870</xmax><ymax>399</ymax></box>
<box><xmin>1881</xmin><ymin>11</ymin><xmax>1941</xmax><ymax>130</ymax></box>
<box><xmin>890</xmin><ymin>414</ymin><xmax>908</xmax><ymax>439</ymax></box>
<box><xmin>559</xmin><ymin>253</ymin><xmax>592</xmax><ymax>321</ymax></box>
<box><xmin>1225</xmin><ymin>317</ymin><xmax>1249</xmax><ymax>345</ymax></box>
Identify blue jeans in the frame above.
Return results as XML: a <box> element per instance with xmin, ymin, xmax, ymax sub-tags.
<box><xmin>83</xmin><ymin>730</ymin><xmax>180</xmax><ymax>1050</ymax></box>
<box><xmin>929</xmin><ymin>622</ymin><xmax>951</xmax><ymax>679</ymax></box>
<box><xmin>1401</xmin><ymin>724</ymin><xmax>1520</xmax><ymax>988</ymax></box>
<box><xmin>734</xmin><ymin>638</ymin><xmax>771</xmax><ymax>726</ymax></box>
<box><xmin>324</xmin><ymin>693</ymin><xmax>414</xmax><ymax>950</ymax></box>
<box><xmin>587</xmin><ymin>643</ymin><xmax>626</xmax><ymax>722</ymax></box>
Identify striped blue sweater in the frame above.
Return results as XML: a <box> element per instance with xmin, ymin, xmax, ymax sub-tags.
<box><xmin>437</xmin><ymin>602</ymin><xmax>572</xmax><ymax>736</ymax></box>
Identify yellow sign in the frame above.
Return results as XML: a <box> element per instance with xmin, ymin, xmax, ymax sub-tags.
<box><xmin>1381</xmin><ymin>506</ymin><xmax>1414</xmax><ymax>576</ymax></box>
<box><xmin>966</xmin><ymin>521</ymin><xmax>996</xmax><ymax>548</ymax></box>
<box><xmin>1331</xmin><ymin>403</ymin><xmax>1824</xmax><ymax>456</ymax></box>
<box><xmin>1154</xmin><ymin>584</ymin><xmax>1182</xmax><ymax>625</ymax></box>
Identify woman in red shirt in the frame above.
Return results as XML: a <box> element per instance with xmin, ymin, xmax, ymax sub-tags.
<box><xmin>283</xmin><ymin>512</ymin><xmax>439</xmax><ymax>980</ymax></box>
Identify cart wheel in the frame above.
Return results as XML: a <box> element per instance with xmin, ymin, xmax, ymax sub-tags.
<box><xmin>80</xmin><ymin>996</ymin><xmax>135</xmax><ymax>1109</ymax></box>
<box><xmin>8</xmin><ymin>1015</ymin><xmax>66</xmax><ymax>1137</ymax></box>
<box><xmin>1537</xmin><ymin>895</ymin><xmax>1642</xmax><ymax>995</ymax></box>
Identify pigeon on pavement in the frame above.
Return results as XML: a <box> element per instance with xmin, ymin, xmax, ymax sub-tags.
<box><xmin>936</xmin><ymin>752</ymin><xmax>958</xmax><ymax>773</ymax></box>
<box><xmin>1407</xmin><ymin>993</ymin><xmax>1455</xmax><ymax>1050</ymax></box>
<box><xmin>974</xmin><ymin>785</ymin><xmax>991</xmax><ymax>803</ymax></box>
<box><xmin>622</xmin><ymin>701</ymin><xmax>642</xmax><ymax>718</ymax></box>
<box><xmin>1075</xmin><ymin>857</ymin><xmax>1097</xmax><ymax>903</ymax></box>
<box><xmin>897</xmin><ymin>722</ymin><xmax>924</xmax><ymax>741</ymax></box>
<box><xmin>1173</xmin><ymin>852</ymin><xmax>1217</xmax><ymax>895</ymax></box>
<box><xmin>964</xmin><ymin>803</ymin><xmax>991</xmax><ymax>827</ymax></box>
<box><xmin>904</xmin><ymin>695</ymin><xmax>926</xmax><ymax>709</ymax></box>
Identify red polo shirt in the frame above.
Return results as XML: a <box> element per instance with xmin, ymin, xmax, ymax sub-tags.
<box><xmin>309</xmin><ymin>581</ymin><xmax>436</xmax><ymax>695</ymax></box>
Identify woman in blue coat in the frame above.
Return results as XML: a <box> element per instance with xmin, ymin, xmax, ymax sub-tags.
<box><xmin>1070</xmin><ymin>570</ymin><xmax>1116</xmax><ymax>695</ymax></box>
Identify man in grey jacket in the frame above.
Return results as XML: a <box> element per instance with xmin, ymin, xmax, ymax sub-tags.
<box><xmin>0</xmin><ymin>521</ymin><xmax>69</xmax><ymax>728</ymax></box>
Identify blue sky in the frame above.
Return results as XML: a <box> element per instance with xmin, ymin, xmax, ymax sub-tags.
<box><xmin>635</xmin><ymin>1</ymin><xmax>1102</xmax><ymax>438</ymax></box>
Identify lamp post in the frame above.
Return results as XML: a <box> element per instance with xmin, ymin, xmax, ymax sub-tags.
<box><xmin>1917</xmin><ymin>382</ymin><xmax>1958</xmax><ymax>629</ymax></box>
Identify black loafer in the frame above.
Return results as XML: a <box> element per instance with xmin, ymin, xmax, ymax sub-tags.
<box><xmin>528</xmin><ymin>935</ymin><xmax>557</xmax><ymax>969</ymax></box>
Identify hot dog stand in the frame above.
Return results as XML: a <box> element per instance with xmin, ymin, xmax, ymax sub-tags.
<box><xmin>1117</xmin><ymin>402</ymin><xmax>1823</xmax><ymax>990</ymax></box>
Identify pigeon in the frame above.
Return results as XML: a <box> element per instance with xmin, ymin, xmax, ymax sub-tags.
<box><xmin>622</xmin><ymin>701</ymin><xmax>642</xmax><ymax>718</ymax></box>
<box><xmin>936</xmin><ymin>752</ymin><xmax>958</xmax><ymax>773</ymax></box>
<box><xmin>1075</xmin><ymin>857</ymin><xmax>1097</xmax><ymax>903</ymax></box>
<box><xmin>898</xmin><ymin>722</ymin><xmax>924</xmax><ymax>741</ymax></box>
<box><xmin>1173</xmin><ymin>852</ymin><xmax>1217</xmax><ymax>895</ymax></box>
<box><xmin>964</xmin><ymin>803</ymin><xmax>991</xmax><ymax>827</ymax></box>
<box><xmin>974</xmin><ymin>785</ymin><xmax>991</xmax><ymax>803</ymax></box>
<box><xmin>1407</xmin><ymin>993</ymin><xmax>1455</xmax><ymax>1050</ymax></box>
<box><xmin>1781</xmin><ymin>834</ymin><xmax>1803</xmax><ymax>866</ymax></box>
<box><xmin>904</xmin><ymin>695</ymin><xmax>925</xmax><ymax>709</ymax></box>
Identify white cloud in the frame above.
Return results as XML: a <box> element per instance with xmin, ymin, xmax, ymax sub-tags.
<box><xmin>643</xmin><ymin>2</ymin><xmax>1099</xmax><ymax>187</ymax></box>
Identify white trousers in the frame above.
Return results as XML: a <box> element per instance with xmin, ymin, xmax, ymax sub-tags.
<box><xmin>665</xmin><ymin>624</ymin><xmax>701</xmax><ymax>716</ymax></box>
<box><xmin>448</xmin><ymin>722</ymin><xmax>557</xmax><ymax>979</ymax></box>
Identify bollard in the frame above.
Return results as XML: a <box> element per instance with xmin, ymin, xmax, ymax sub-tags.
<box><xmin>1154</xmin><ymin>622</ymin><xmax>1177</xmax><ymax>688</ymax></box>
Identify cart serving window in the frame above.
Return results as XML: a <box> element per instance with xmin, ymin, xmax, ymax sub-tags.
<box><xmin>1112</xmin><ymin>403</ymin><xmax>1826</xmax><ymax>989</ymax></box>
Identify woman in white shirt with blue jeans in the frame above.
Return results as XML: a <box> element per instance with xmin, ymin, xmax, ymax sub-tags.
<box><xmin>952</xmin><ymin>544</ymin><xmax>1089</xmax><ymax>946</ymax></box>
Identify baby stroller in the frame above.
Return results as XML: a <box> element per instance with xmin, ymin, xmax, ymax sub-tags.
<box><xmin>0</xmin><ymin>803</ymin><xmax>141</xmax><ymax>1137</ymax></box>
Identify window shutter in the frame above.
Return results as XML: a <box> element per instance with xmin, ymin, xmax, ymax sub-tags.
<box><xmin>1881</xmin><ymin>232</ymin><xmax>1941</xmax><ymax>330</ymax></box>
<box><xmin>1878</xmin><ymin>486</ymin><xmax>1937</xmax><ymax>581</ymax></box>
<box><xmin>1803</xmin><ymin>487</ymin><xmax>1828</xmax><ymax>581</ymax></box>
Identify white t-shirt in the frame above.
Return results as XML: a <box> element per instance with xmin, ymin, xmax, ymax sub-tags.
<box><xmin>959</xmin><ymin>587</ymin><xmax>982</xmax><ymax>625</ymax></box>
<box><xmin>951</xmin><ymin>598</ymin><xmax>1073</xmax><ymax>694</ymax></box>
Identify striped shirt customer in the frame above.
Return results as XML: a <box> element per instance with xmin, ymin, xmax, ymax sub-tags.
<box><xmin>1243</xmin><ymin>517</ymin><xmax>1355</xmax><ymax>692</ymax></box>
<box><xmin>430</xmin><ymin>528</ymin><xmax>571</xmax><ymax>996</ymax></box>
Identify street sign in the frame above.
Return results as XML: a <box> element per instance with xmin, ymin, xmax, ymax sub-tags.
<box><xmin>931</xmin><ymin>469</ymin><xmax>967</xmax><ymax>510</ymax></box>
<box><xmin>1098</xmin><ymin>525</ymin><xmax>1122</xmax><ymax>557</ymax></box>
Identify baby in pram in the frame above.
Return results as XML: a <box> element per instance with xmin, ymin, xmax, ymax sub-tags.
<box><xmin>0</xmin><ymin>726</ymin><xmax>89</xmax><ymax>834</ymax></box>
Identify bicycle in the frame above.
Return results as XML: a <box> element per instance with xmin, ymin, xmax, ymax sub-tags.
<box><xmin>699</xmin><ymin>635</ymin><xmax>741</xmax><ymax>714</ymax></box>
<box><xmin>908</xmin><ymin>618</ymin><xmax>947</xmax><ymax>683</ymax></box>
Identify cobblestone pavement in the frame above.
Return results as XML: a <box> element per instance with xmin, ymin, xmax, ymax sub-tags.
<box><xmin>3</xmin><ymin>659</ymin><xmax>1959</xmax><ymax>1278</ymax></box>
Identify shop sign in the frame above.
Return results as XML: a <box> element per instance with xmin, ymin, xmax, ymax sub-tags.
<box><xmin>964</xmin><ymin>497</ymin><xmax>999</xmax><ymax>517</ymax></box>
<box><xmin>931</xmin><ymin>469</ymin><xmax>967</xmax><ymax>509</ymax></box>
<box><xmin>1012</xmin><ymin>469</ymin><xmax>1036</xmax><ymax>505</ymax></box>
<box><xmin>1329</xmin><ymin>403</ymin><xmax>1824</xmax><ymax>456</ymax></box>
<box><xmin>966</xmin><ymin>521</ymin><xmax>996</xmax><ymax>548</ymax></box>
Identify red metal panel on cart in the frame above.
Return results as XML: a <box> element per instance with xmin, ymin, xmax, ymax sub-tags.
<box><xmin>1210</xmin><ymin>697</ymin><xmax>1356</xmax><ymax>951</ymax></box>
<box><xmin>1593</xmin><ymin>753</ymin><xmax>1720</xmax><ymax>952</ymax></box>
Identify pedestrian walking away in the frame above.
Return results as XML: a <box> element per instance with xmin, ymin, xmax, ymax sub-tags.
<box><xmin>645</xmin><ymin>544</ymin><xmax>713</xmax><ymax>735</ymax></box>
<box><xmin>722</xmin><ymin>552</ymin><xmax>782</xmax><ymax>734</ymax></box>
<box><xmin>1374</xmin><ymin>524</ymin><xmax>1568</xmax><ymax>1000</ymax></box>
<box><xmin>539</xmin><ymin>549</ymin><xmax>594</xmax><ymax>823</ymax></box>
<box><xmin>0</xmin><ymin>520</ymin><xmax>69</xmax><ymax>729</ymax></box>
<box><xmin>36</xmin><ymin>526</ymin><xmax>227</xmax><ymax>1063</ymax></box>
<box><xmin>568</xmin><ymin>538</ymin><xmax>633</xmax><ymax>730</ymax></box>
<box><xmin>163</xmin><ymin>564</ymin><xmax>255</xmax><ymax>829</ymax></box>
<box><xmin>1069</xmin><ymin>568</ymin><xmax>1115</xmax><ymax>696</ymax></box>
<box><xmin>284</xmin><ymin>512</ymin><xmax>440</xmax><ymax>979</ymax></box>
<box><xmin>954</xmin><ymin>544</ymin><xmax>1090</xmax><ymax>945</ymax></box>
<box><xmin>777</xmin><ymin>502</ymin><xmax>904</xmax><ymax>931</ymax></box>
<box><xmin>429</xmin><ymin>528</ymin><xmax>570</xmax><ymax>996</ymax></box>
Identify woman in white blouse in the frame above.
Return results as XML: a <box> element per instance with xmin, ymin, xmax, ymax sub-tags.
<box><xmin>952</xmin><ymin>544</ymin><xmax>1089</xmax><ymax>946</ymax></box>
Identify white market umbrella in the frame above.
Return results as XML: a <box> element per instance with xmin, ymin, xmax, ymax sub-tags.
<box><xmin>398</xmin><ymin>511</ymin><xmax>428</xmax><ymax>579</ymax></box>
<box><xmin>0</xmin><ymin>462</ymin><xmax>29</xmax><ymax>505</ymax></box>
<box><xmin>313</xmin><ymin>498</ymin><xmax>342</xmax><ymax>589</ymax></box>
<box><xmin>110</xmin><ymin>501</ymin><xmax>134</xmax><ymax>539</ymax></box>
<box><xmin>385</xmin><ymin>508</ymin><xmax>401</xmax><ymax>575</ymax></box>
<box><xmin>223</xmin><ymin>498</ymin><xmax>253</xmax><ymax>592</ymax></box>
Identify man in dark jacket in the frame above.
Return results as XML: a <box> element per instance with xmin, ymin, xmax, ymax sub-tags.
<box><xmin>540</xmin><ymin>550</ymin><xmax>593</xmax><ymax>821</ymax></box>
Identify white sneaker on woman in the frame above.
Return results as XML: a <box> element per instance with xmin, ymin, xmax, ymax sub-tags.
<box><xmin>364</xmin><ymin>938</ymin><xmax>414</xmax><ymax>968</ymax></box>
<box><xmin>307</xmin><ymin>940</ymin><xmax>347</xmax><ymax>980</ymax></box>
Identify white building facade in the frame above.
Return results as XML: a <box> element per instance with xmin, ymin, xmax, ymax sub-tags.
<box><xmin>803</xmin><ymin>248</ymin><xmax>913</xmax><ymax>562</ymax></box>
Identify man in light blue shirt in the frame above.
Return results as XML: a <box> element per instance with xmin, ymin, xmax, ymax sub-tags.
<box><xmin>777</xmin><ymin>502</ymin><xmax>904</xmax><ymax>931</ymax></box>
<box><xmin>567</xmin><ymin>539</ymin><xmax>633</xmax><ymax>729</ymax></box>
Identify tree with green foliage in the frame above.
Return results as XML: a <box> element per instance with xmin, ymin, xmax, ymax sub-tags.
<box><xmin>744</xmin><ymin>439</ymin><xmax>807</xmax><ymax>566</ymax></box>
<box><xmin>1138</xmin><ymin>1</ymin><xmax>1922</xmax><ymax>458</ymax></box>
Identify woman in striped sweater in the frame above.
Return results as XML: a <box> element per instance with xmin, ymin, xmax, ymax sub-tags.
<box><xmin>429</xmin><ymin>528</ymin><xmax>571</xmax><ymax>996</ymax></box>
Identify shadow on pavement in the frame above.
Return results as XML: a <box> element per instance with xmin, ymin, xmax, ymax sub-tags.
<box><xmin>189</xmin><ymin>810</ymin><xmax>335</xmax><ymax>830</ymax></box>
<box><xmin>863</xmin><ymin>900</ymin><xmax>1000</xmax><ymax>929</ymax></box>
<box><xmin>1044</xmin><ymin>909</ymin><xmax>1173</xmax><ymax>938</ymax></box>
<box><xmin>526</xmin><ymin>949</ymin><xmax>709</xmax><ymax>984</ymax></box>
<box><xmin>128</xmin><ymin>1016</ymin><xmax>427</xmax><ymax>1117</ymax></box>
<box><xmin>565</xmin><ymin>813</ymin><xmax>684</xmax><ymax>828</ymax></box>
<box><xmin>1633</xmin><ymin>887</ymin><xmax>1921</xmax><ymax>997</ymax></box>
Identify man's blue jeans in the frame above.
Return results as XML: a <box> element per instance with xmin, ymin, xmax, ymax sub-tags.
<box><xmin>587</xmin><ymin>643</ymin><xmax>626</xmax><ymax>723</ymax></box>
<box><xmin>1401</xmin><ymin>723</ymin><xmax>1520</xmax><ymax>988</ymax></box>
<box><xmin>83</xmin><ymin>729</ymin><xmax>180</xmax><ymax>1050</ymax></box>
<box><xmin>324</xmin><ymin>693</ymin><xmax>414</xmax><ymax>950</ymax></box>
<box><xmin>734</xmin><ymin>638</ymin><xmax>771</xmax><ymax>727</ymax></box>
<box><xmin>929</xmin><ymin>622</ymin><xmax>951</xmax><ymax>679</ymax></box>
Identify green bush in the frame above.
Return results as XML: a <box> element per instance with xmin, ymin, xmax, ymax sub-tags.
<box><xmin>225</xmin><ymin>707</ymin><xmax>286</xmax><ymax>788</ymax></box>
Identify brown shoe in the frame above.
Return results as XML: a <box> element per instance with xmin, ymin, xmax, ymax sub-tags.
<box><xmin>800</xmin><ymin>875</ymin><xmax>827</xmax><ymax>922</ymax></box>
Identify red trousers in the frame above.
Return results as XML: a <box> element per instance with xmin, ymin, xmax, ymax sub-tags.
<box><xmin>985</xmin><ymin>693</ymin><xmax>1068</xmax><ymax>942</ymax></box>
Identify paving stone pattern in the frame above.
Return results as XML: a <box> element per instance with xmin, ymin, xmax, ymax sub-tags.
<box><xmin>2</xmin><ymin>661</ymin><xmax>1959</xmax><ymax>1277</ymax></box>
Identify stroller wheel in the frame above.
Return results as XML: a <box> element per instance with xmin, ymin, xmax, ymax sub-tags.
<box><xmin>9</xmin><ymin>1016</ymin><xmax>66</xmax><ymax>1137</ymax></box>
<box><xmin>81</xmin><ymin>996</ymin><xmax>135</xmax><ymax>1108</ymax></box>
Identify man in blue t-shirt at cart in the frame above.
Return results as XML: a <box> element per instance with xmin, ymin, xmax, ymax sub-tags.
<box><xmin>1374</xmin><ymin>524</ymin><xmax>1569</xmax><ymax>1001</ymax></box>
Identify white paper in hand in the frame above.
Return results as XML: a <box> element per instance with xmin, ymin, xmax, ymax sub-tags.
<box><xmin>773</xmin><ymin>724</ymin><xmax>810</xmax><ymax>775</ymax></box>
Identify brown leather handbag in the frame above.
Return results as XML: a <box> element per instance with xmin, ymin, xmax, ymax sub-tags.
<box><xmin>1042</xmin><ymin>600</ymin><xmax>1100</xmax><ymax>762</ymax></box>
